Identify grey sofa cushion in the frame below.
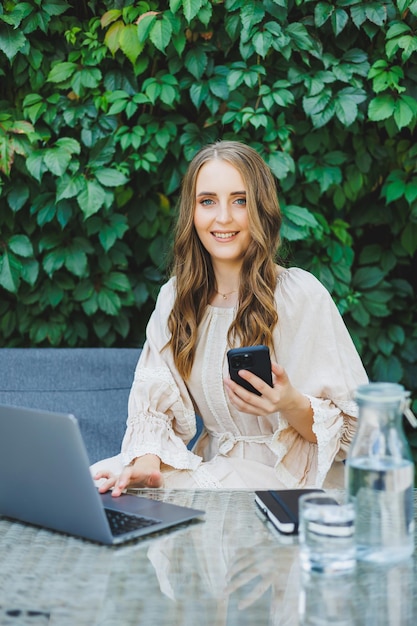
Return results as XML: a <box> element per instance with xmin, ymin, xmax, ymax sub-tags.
<box><xmin>0</xmin><ymin>348</ymin><xmax>141</xmax><ymax>464</ymax></box>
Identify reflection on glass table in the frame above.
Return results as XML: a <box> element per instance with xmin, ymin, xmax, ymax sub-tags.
<box><xmin>0</xmin><ymin>490</ymin><xmax>416</xmax><ymax>625</ymax></box>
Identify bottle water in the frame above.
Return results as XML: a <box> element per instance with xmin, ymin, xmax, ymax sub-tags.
<box><xmin>346</xmin><ymin>382</ymin><xmax>415</xmax><ymax>564</ymax></box>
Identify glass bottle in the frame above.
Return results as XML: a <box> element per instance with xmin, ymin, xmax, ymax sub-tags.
<box><xmin>346</xmin><ymin>382</ymin><xmax>415</xmax><ymax>564</ymax></box>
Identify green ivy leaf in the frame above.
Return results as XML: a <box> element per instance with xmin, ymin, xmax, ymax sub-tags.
<box><xmin>43</xmin><ymin>249</ymin><xmax>66</xmax><ymax>277</ymax></box>
<box><xmin>25</xmin><ymin>150</ymin><xmax>46</xmax><ymax>182</ymax></box>
<box><xmin>286</xmin><ymin>23</ymin><xmax>314</xmax><ymax>51</ymax></box>
<box><xmin>0</xmin><ymin>251</ymin><xmax>22</xmax><ymax>293</ymax></box>
<box><xmin>149</xmin><ymin>15</ymin><xmax>172</xmax><ymax>52</ymax></box>
<box><xmin>401</xmin><ymin>223</ymin><xmax>417</xmax><ymax>256</ymax></box>
<box><xmin>98</xmin><ymin>216</ymin><xmax>129</xmax><ymax>251</ymax></box>
<box><xmin>8</xmin><ymin>234</ymin><xmax>33</xmax><ymax>258</ymax></box>
<box><xmin>368</xmin><ymin>95</ymin><xmax>395</xmax><ymax>121</ymax></box>
<box><xmin>185</xmin><ymin>48</ymin><xmax>208</xmax><ymax>79</ymax></box>
<box><xmin>350</xmin><ymin>301</ymin><xmax>370</xmax><ymax>327</ymax></box>
<box><xmin>56</xmin><ymin>201</ymin><xmax>72</xmax><ymax>229</ymax></box>
<box><xmin>331</xmin><ymin>9</ymin><xmax>348</xmax><ymax>36</ymax></box>
<box><xmin>394</xmin><ymin>95</ymin><xmax>417</xmax><ymax>130</ymax></box>
<box><xmin>376</xmin><ymin>334</ymin><xmax>394</xmax><ymax>357</ymax></box>
<box><xmin>208</xmin><ymin>74</ymin><xmax>229</xmax><ymax>100</ymax></box>
<box><xmin>149</xmin><ymin>235</ymin><xmax>168</xmax><ymax>267</ymax></box>
<box><xmin>101</xmin><ymin>9</ymin><xmax>122</xmax><ymax>28</ymax></box>
<box><xmin>142</xmin><ymin>78</ymin><xmax>161</xmax><ymax>104</ymax></box>
<box><xmin>77</xmin><ymin>180</ymin><xmax>107</xmax><ymax>219</ymax></box>
<box><xmin>405</xmin><ymin>181</ymin><xmax>417</xmax><ymax>204</ymax></box>
<box><xmin>43</xmin><ymin>147</ymin><xmax>72</xmax><ymax>177</ymax></box>
<box><xmin>170</xmin><ymin>0</ymin><xmax>182</xmax><ymax>13</ymax></box>
<box><xmin>56</xmin><ymin>175</ymin><xmax>85</xmax><ymax>201</ymax></box>
<box><xmin>388</xmin><ymin>324</ymin><xmax>405</xmax><ymax>345</ymax></box>
<box><xmin>303</xmin><ymin>89</ymin><xmax>332</xmax><ymax>117</ymax></box>
<box><xmin>190</xmin><ymin>82</ymin><xmax>209</xmax><ymax>109</ymax></box>
<box><xmin>47</xmin><ymin>61</ymin><xmax>78</xmax><ymax>83</ymax></box>
<box><xmin>159</xmin><ymin>83</ymin><xmax>178</xmax><ymax>106</ymax></box>
<box><xmin>267</xmin><ymin>152</ymin><xmax>295</xmax><ymax>179</ymax></box>
<box><xmin>104</xmin><ymin>272</ymin><xmax>131</xmax><ymax>292</ymax></box>
<box><xmin>104</xmin><ymin>20</ymin><xmax>124</xmax><ymax>55</ymax></box>
<box><xmin>365</xmin><ymin>3</ymin><xmax>388</xmax><ymax>26</ymax></box>
<box><xmin>334</xmin><ymin>87</ymin><xmax>367</xmax><ymax>126</ymax></box>
<box><xmin>373</xmin><ymin>354</ymin><xmax>403</xmax><ymax>383</ymax></box>
<box><xmin>353</xmin><ymin>267</ymin><xmax>385</xmax><ymax>290</ymax></box>
<box><xmin>285</xmin><ymin>205</ymin><xmax>319</xmax><ymax>228</ymax></box>
<box><xmin>0</xmin><ymin>24</ymin><xmax>27</xmax><ymax>60</ymax></box>
<box><xmin>95</xmin><ymin>168</ymin><xmax>129</xmax><ymax>187</ymax></box>
<box><xmin>72</xmin><ymin>67</ymin><xmax>101</xmax><ymax>93</ymax></box>
<box><xmin>97</xmin><ymin>288</ymin><xmax>121</xmax><ymax>315</ymax></box>
<box><xmin>119</xmin><ymin>23</ymin><xmax>144</xmax><ymax>64</ymax></box>
<box><xmin>7</xmin><ymin>184</ymin><xmax>29</xmax><ymax>212</ymax></box>
<box><xmin>314</xmin><ymin>2</ymin><xmax>333</xmax><ymax>27</ymax></box>
<box><xmin>65</xmin><ymin>248</ymin><xmax>88</xmax><ymax>277</ymax></box>
<box><xmin>182</xmin><ymin>0</ymin><xmax>204</xmax><ymax>23</ymax></box>
<box><xmin>382</xmin><ymin>170</ymin><xmax>407</xmax><ymax>203</ymax></box>
<box><xmin>240</xmin><ymin>3</ymin><xmax>265</xmax><ymax>31</ymax></box>
<box><xmin>137</xmin><ymin>13</ymin><xmax>157</xmax><ymax>43</ymax></box>
<box><xmin>362</xmin><ymin>294</ymin><xmax>390</xmax><ymax>317</ymax></box>
<box><xmin>253</xmin><ymin>30</ymin><xmax>273</xmax><ymax>58</ymax></box>
<box><xmin>171</xmin><ymin>30</ymin><xmax>186</xmax><ymax>56</ymax></box>
<box><xmin>42</xmin><ymin>0</ymin><xmax>69</xmax><ymax>17</ymax></box>
<box><xmin>23</xmin><ymin>93</ymin><xmax>47</xmax><ymax>124</ymax></box>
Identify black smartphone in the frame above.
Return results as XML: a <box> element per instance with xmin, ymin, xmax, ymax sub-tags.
<box><xmin>227</xmin><ymin>345</ymin><xmax>273</xmax><ymax>396</ymax></box>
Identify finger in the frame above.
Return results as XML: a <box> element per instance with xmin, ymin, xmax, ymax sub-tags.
<box><xmin>113</xmin><ymin>467</ymin><xmax>133</xmax><ymax>492</ymax></box>
<box><xmin>235</xmin><ymin>369</ymin><xmax>275</xmax><ymax>399</ymax></box>
<box><xmin>226</xmin><ymin>377</ymin><xmax>268</xmax><ymax>412</ymax></box>
<box><xmin>113</xmin><ymin>468</ymin><xmax>163</xmax><ymax>494</ymax></box>
<box><xmin>94</xmin><ymin>470</ymin><xmax>112</xmax><ymax>480</ymax></box>
<box><xmin>98</xmin><ymin>476</ymin><xmax>116</xmax><ymax>493</ymax></box>
<box><xmin>111</xmin><ymin>477</ymin><xmax>128</xmax><ymax>497</ymax></box>
<box><xmin>147</xmin><ymin>470</ymin><xmax>163</xmax><ymax>488</ymax></box>
<box><xmin>236</xmin><ymin>369</ymin><xmax>265</xmax><ymax>395</ymax></box>
<box><xmin>271</xmin><ymin>361</ymin><xmax>286</xmax><ymax>381</ymax></box>
<box><xmin>228</xmin><ymin>390</ymin><xmax>261</xmax><ymax>414</ymax></box>
<box><xmin>225</xmin><ymin>376</ymin><xmax>261</xmax><ymax>404</ymax></box>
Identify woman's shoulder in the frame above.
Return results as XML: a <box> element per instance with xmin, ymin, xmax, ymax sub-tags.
<box><xmin>275</xmin><ymin>266</ymin><xmax>331</xmax><ymax>302</ymax></box>
<box><xmin>153</xmin><ymin>277</ymin><xmax>176</xmax><ymax>315</ymax></box>
<box><xmin>158</xmin><ymin>276</ymin><xmax>176</xmax><ymax>296</ymax></box>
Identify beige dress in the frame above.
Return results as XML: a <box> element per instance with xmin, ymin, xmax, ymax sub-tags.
<box><xmin>91</xmin><ymin>267</ymin><xmax>368</xmax><ymax>489</ymax></box>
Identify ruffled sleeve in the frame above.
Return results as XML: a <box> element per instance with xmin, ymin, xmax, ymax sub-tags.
<box><xmin>269</xmin><ymin>268</ymin><xmax>368</xmax><ymax>488</ymax></box>
<box><xmin>120</xmin><ymin>278</ymin><xmax>201</xmax><ymax>471</ymax></box>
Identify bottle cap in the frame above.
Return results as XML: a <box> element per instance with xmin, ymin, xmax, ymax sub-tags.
<box><xmin>355</xmin><ymin>383</ymin><xmax>417</xmax><ymax>427</ymax></box>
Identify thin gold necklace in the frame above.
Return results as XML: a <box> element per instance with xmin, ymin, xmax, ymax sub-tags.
<box><xmin>215</xmin><ymin>289</ymin><xmax>237</xmax><ymax>300</ymax></box>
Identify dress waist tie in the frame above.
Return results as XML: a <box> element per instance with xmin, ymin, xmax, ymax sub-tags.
<box><xmin>208</xmin><ymin>431</ymin><xmax>272</xmax><ymax>456</ymax></box>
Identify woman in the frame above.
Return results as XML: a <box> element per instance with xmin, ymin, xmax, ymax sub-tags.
<box><xmin>93</xmin><ymin>140</ymin><xmax>367</xmax><ymax>494</ymax></box>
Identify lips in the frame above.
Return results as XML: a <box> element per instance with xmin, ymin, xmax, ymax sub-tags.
<box><xmin>212</xmin><ymin>232</ymin><xmax>238</xmax><ymax>239</ymax></box>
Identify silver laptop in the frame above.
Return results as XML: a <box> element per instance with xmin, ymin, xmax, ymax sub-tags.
<box><xmin>0</xmin><ymin>404</ymin><xmax>204</xmax><ymax>545</ymax></box>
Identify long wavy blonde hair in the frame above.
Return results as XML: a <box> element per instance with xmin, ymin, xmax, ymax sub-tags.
<box><xmin>167</xmin><ymin>141</ymin><xmax>282</xmax><ymax>379</ymax></box>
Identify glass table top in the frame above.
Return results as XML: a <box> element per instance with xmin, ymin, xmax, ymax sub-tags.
<box><xmin>0</xmin><ymin>489</ymin><xmax>416</xmax><ymax>625</ymax></box>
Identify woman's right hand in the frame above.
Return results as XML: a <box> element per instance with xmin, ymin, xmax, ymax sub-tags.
<box><xmin>94</xmin><ymin>454</ymin><xmax>163</xmax><ymax>497</ymax></box>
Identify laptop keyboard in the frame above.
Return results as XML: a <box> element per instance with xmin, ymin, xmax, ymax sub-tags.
<box><xmin>105</xmin><ymin>508</ymin><xmax>161</xmax><ymax>536</ymax></box>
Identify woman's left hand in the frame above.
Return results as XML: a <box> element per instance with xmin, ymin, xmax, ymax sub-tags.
<box><xmin>224</xmin><ymin>361</ymin><xmax>315</xmax><ymax>442</ymax></box>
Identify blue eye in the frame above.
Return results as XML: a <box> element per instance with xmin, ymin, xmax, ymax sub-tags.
<box><xmin>200</xmin><ymin>198</ymin><xmax>214</xmax><ymax>206</ymax></box>
<box><xmin>235</xmin><ymin>197</ymin><xmax>246</xmax><ymax>205</ymax></box>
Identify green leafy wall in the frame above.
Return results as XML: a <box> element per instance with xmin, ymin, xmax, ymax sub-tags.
<box><xmin>0</xmin><ymin>1</ymin><xmax>416</xmax><ymax>415</ymax></box>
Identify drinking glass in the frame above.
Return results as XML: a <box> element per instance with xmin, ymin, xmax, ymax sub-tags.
<box><xmin>299</xmin><ymin>492</ymin><xmax>356</xmax><ymax>574</ymax></box>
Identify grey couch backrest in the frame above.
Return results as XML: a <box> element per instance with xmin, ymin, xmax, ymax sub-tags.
<box><xmin>0</xmin><ymin>348</ymin><xmax>141</xmax><ymax>464</ymax></box>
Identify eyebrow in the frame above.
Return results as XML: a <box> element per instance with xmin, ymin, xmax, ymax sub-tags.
<box><xmin>196</xmin><ymin>191</ymin><xmax>246</xmax><ymax>197</ymax></box>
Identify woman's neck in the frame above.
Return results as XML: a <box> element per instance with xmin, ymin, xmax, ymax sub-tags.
<box><xmin>210</xmin><ymin>264</ymin><xmax>240</xmax><ymax>307</ymax></box>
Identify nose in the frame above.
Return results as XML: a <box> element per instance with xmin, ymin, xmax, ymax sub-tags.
<box><xmin>216</xmin><ymin>200</ymin><xmax>233</xmax><ymax>224</ymax></box>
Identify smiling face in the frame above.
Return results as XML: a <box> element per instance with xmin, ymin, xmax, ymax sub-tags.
<box><xmin>193</xmin><ymin>159</ymin><xmax>252</xmax><ymax>272</ymax></box>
